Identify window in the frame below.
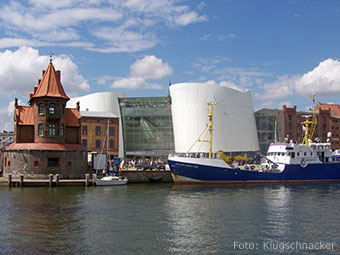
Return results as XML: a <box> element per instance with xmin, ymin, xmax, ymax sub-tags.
<box><xmin>38</xmin><ymin>124</ymin><xmax>44</xmax><ymax>136</ymax></box>
<box><xmin>38</xmin><ymin>103</ymin><xmax>44</xmax><ymax>115</ymax></box>
<box><xmin>8</xmin><ymin>160</ymin><xmax>10</xmax><ymax>166</ymax></box>
<box><xmin>82</xmin><ymin>139</ymin><xmax>87</xmax><ymax>148</ymax></box>
<box><xmin>49</xmin><ymin>103</ymin><xmax>56</xmax><ymax>115</ymax></box>
<box><xmin>96</xmin><ymin>126</ymin><xmax>101</xmax><ymax>135</ymax></box>
<box><xmin>49</xmin><ymin>124</ymin><xmax>56</xmax><ymax>136</ymax></box>
<box><xmin>60</xmin><ymin>124</ymin><xmax>64</xmax><ymax>136</ymax></box>
<box><xmin>109</xmin><ymin>127</ymin><xmax>115</xmax><ymax>136</ymax></box>
<box><xmin>47</xmin><ymin>157</ymin><xmax>59</xmax><ymax>167</ymax></box>
<box><xmin>34</xmin><ymin>160</ymin><xmax>39</xmax><ymax>167</ymax></box>
<box><xmin>96</xmin><ymin>139</ymin><xmax>100</xmax><ymax>148</ymax></box>
<box><xmin>109</xmin><ymin>140</ymin><xmax>114</xmax><ymax>149</ymax></box>
<box><xmin>82</xmin><ymin>126</ymin><xmax>87</xmax><ymax>135</ymax></box>
<box><xmin>288</xmin><ymin>115</ymin><xmax>292</xmax><ymax>121</ymax></box>
<box><xmin>67</xmin><ymin>161</ymin><xmax>72</xmax><ymax>167</ymax></box>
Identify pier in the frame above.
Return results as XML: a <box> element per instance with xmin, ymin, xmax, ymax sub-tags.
<box><xmin>0</xmin><ymin>169</ymin><xmax>173</xmax><ymax>187</ymax></box>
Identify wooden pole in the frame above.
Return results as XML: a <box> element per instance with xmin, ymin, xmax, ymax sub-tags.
<box><xmin>8</xmin><ymin>174</ymin><xmax>12</xmax><ymax>187</ymax></box>
<box><xmin>55</xmin><ymin>174</ymin><xmax>60</xmax><ymax>186</ymax></box>
<box><xmin>85</xmin><ymin>174</ymin><xmax>90</xmax><ymax>186</ymax></box>
<box><xmin>20</xmin><ymin>174</ymin><xmax>24</xmax><ymax>187</ymax></box>
<box><xmin>49</xmin><ymin>174</ymin><xmax>53</xmax><ymax>186</ymax></box>
<box><xmin>92</xmin><ymin>174</ymin><xmax>97</xmax><ymax>186</ymax></box>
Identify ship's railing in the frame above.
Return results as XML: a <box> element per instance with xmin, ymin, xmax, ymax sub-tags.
<box><xmin>168</xmin><ymin>151</ymin><xmax>218</xmax><ymax>159</ymax></box>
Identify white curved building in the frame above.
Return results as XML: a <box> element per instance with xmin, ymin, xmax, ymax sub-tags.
<box><xmin>67</xmin><ymin>92</ymin><xmax>125</xmax><ymax>157</ymax></box>
<box><xmin>170</xmin><ymin>82</ymin><xmax>259</xmax><ymax>153</ymax></box>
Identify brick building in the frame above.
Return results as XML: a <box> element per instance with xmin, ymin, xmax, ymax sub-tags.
<box><xmin>3</xmin><ymin>61</ymin><xmax>87</xmax><ymax>179</ymax></box>
<box><xmin>283</xmin><ymin>103</ymin><xmax>340</xmax><ymax>150</ymax></box>
<box><xmin>80</xmin><ymin>111</ymin><xmax>119</xmax><ymax>159</ymax></box>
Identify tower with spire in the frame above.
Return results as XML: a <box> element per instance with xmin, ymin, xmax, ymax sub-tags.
<box><xmin>4</xmin><ymin>61</ymin><xmax>87</xmax><ymax>179</ymax></box>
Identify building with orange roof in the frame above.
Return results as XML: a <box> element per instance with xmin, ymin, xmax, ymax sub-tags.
<box><xmin>3</xmin><ymin>61</ymin><xmax>88</xmax><ymax>179</ymax></box>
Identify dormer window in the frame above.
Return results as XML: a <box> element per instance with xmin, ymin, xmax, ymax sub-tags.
<box><xmin>49</xmin><ymin>103</ymin><xmax>56</xmax><ymax>115</ymax></box>
<box><xmin>38</xmin><ymin>104</ymin><xmax>44</xmax><ymax>115</ymax></box>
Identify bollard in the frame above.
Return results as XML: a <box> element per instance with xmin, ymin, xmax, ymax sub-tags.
<box><xmin>8</xmin><ymin>174</ymin><xmax>12</xmax><ymax>187</ymax></box>
<box><xmin>92</xmin><ymin>174</ymin><xmax>97</xmax><ymax>186</ymax></box>
<box><xmin>20</xmin><ymin>174</ymin><xmax>24</xmax><ymax>187</ymax></box>
<box><xmin>55</xmin><ymin>174</ymin><xmax>60</xmax><ymax>186</ymax></box>
<box><xmin>49</xmin><ymin>174</ymin><xmax>53</xmax><ymax>186</ymax></box>
<box><xmin>85</xmin><ymin>174</ymin><xmax>90</xmax><ymax>186</ymax></box>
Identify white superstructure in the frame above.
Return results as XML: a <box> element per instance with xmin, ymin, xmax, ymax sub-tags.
<box><xmin>169</xmin><ymin>82</ymin><xmax>259</xmax><ymax>153</ymax></box>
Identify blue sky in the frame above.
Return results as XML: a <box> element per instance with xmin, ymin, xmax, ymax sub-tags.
<box><xmin>1</xmin><ymin>0</ymin><xmax>340</xmax><ymax>131</ymax></box>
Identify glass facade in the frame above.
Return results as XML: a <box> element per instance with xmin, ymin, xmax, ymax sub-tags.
<box><xmin>255</xmin><ymin>113</ymin><xmax>276</xmax><ymax>155</ymax></box>
<box><xmin>119</xmin><ymin>97</ymin><xmax>174</xmax><ymax>159</ymax></box>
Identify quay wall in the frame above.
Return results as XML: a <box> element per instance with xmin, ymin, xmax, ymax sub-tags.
<box><xmin>120</xmin><ymin>170</ymin><xmax>173</xmax><ymax>183</ymax></box>
<box><xmin>3</xmin><ymin>150</ymin><xmax>88</xmax><ymax>179</ymax></box>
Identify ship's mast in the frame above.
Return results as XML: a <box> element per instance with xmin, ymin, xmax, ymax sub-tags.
<box><xmin>186</xmin><ymin>101</ymin><xmax>217</xmax><ymax>158</ymax></box>
<box><xmin>302</xmin><ymin>94</ymin><xmax>317</xmax><ymax>146</ymax></box>
<box><xmin>207</xmin><ymin>101</ymin><xmax>217</xmax><ymax>158</ymax></box>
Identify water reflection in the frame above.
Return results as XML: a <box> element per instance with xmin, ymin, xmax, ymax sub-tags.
<box><xmin>263</xmin><ymin>186</ymin><xmax>292</xmax><ymax>238</ymax></box>
<box><xmin>0</xmin><ymin>187</ymin><xmax>86</xmax><ymax>254</ymax></box>
<box><xmin>0</xmin><ymin>183</ymin><xmax>339</xmax><ymax>255</ymax></box>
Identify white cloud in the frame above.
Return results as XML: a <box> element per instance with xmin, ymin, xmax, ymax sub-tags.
<box><xmin>112</xmin><ymin>77</ymin><xmax>161</xmax><ymax>89</ymax></box>
<box><xmin>174</xmin><ymin>11</ymin><xmax>207</xmax><ymax>26</ymax></box>
<box><xmin>201</xmin><ymin>33</ymin><xmax>236</xmax><ymax>41</ymax></box>
<box><xmin>296</xmin><ymin>58</ymin><xmax>340</xmax><ymax>96</ymax></box>
<box><xmin>0</xmin><ymin>1</ymin><xmax>207</xmax><ymax>53</ymax></box>
<box><xmin>255</xmin><ymin>75</ymin><xmax>298</xmax><ymax>100</ymax></box>
<box><xmin>0</xmin><ymin>99</ymin><xmax>25</xmax><ymax>132</ymax></box>
<box><xmin>130</xmin><ymin>55</ymin><xmax>172</xmax><ymax>79</ymax></box>
<box><xmin>218</xmin><ymin>81</ymin><xmax>244</xmax><ymax>92</ymax></box>
<box><xmin>254</xmin><ymin>58</ymin><xmax>340</xmax><ymax>102</ymax></box>
<box><xmin>0</xmin><ymin>46</ymin><xmax>90</xmax><ymax>97</ymax></box>
<box><xmin>0</xmin><ymin>38</ymin><xmax>51</xmax><ymax>48</ymax></box>
<box><xmin>90</xmin><ymin>27</ymin><xmax>157</xmax><ymax>53</ymax></box>
<box><xmin>111</xmin><ymin>55</ymin><xmax>172</xmax><ymax>89</ymax></box>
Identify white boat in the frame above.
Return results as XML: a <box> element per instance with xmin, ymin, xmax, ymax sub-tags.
<box><xmin>95</xmin><ymin>175</ymin><xmax>128</xmax><ymax>186</ymax></box>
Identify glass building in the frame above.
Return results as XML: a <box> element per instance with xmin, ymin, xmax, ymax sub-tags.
<box><xmin>255</xmin><ymin>109</ymin><xmax>284</xmax><ymax>155</ymax></box>
<box><xmin>118</xmin><ymin>97</ymin><xmax>174</xmax><ymax>159</ymax></box>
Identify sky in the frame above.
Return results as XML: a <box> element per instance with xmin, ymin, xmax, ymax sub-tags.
<box><xmin>1</xmin><ymin>0</ymin><xmax>340</xmax><ymax>131</ymax></box>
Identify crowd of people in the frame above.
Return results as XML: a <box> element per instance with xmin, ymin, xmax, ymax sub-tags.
<box><xmin>117</xmin><ymin>158</ymin><xmax>167</xmax><ymax>170</ymax></box>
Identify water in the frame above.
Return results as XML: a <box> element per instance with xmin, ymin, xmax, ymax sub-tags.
<box><xmin>0</xmin><ymin>183</ymin><xmax>339</xmax><ymax>255</ymax></box>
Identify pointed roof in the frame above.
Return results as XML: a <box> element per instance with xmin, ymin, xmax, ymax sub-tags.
<box><xmin>31</xmin><ymin>62</ymin><xmax>70</xmax><ymax>101</ymax></box>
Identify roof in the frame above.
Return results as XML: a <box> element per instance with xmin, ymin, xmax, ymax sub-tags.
<box><xmin>317</xmin><ymin>102</ymin><xmax>340</xmax><ymax>118</ymax></box>
<box><xmin>31</xmin><ymin>62</ymin><xmax>69</xmax><ymax>101</ymax></box>
<box><xmin>16</xmin><ymin>106</ymin><xmax>34</xmax><ymax>125</ymax></box>
<box><xmin>6</xmin><ymin>143</ymin><xmax>85</xmax><ymax>151</ymax></box>
<box><xmin>65</xmin><ymin>108</ymin><xmax>81</xmax><ymax>127</ymax></box>
<box><xmin>15</xmin><ymin>107</ymin><xmax>80</xmax><ymax>127</ymax></box>
<box><xmin>80</xmin><ymin>111</ymin><xmax>118</xmax><ymax>118</ymax></box>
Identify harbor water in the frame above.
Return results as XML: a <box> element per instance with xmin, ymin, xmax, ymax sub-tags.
<box><xmin>0</xmin><ymin>183</ymin><xmax>339</xmax><ymax>254</ymax></box>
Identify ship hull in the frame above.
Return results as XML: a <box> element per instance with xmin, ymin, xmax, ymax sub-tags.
<box><xmin>168</xmin><ymin>159</ymin><xmax>340</xmax><ymax>184</ymax></box>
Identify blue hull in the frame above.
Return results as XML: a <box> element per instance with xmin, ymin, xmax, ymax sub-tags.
<box><xmin>168</xmin><ymin>159</ymin><xmax>340</xmax><ymax>184</ymax></box>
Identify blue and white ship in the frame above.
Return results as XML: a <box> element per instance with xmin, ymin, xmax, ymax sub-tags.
<box><xmin>168</xmin><ymin>100</ymin><xmax>340</xmax><ymax>184</ymax></box>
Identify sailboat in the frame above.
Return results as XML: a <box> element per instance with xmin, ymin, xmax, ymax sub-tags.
<box><xmin>94</xmin><ymin>120</ymin><xmax>128</xmax><ymax>186</ymax></box>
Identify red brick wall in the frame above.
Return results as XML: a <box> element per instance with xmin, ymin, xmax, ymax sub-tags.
<box><xmin>283</xmin><ymin>105</ymin><xmax>297</xmax><ymax>142</ymax></box>
<box><xmin>16</xmin><ymin>125</ymin><xmax>34</xmax><ymax>143</ymax></box>
<box><xmin>65</xmin><ymin>127</ymin><xmax>80</xmax><ymax>144</ymax></box>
